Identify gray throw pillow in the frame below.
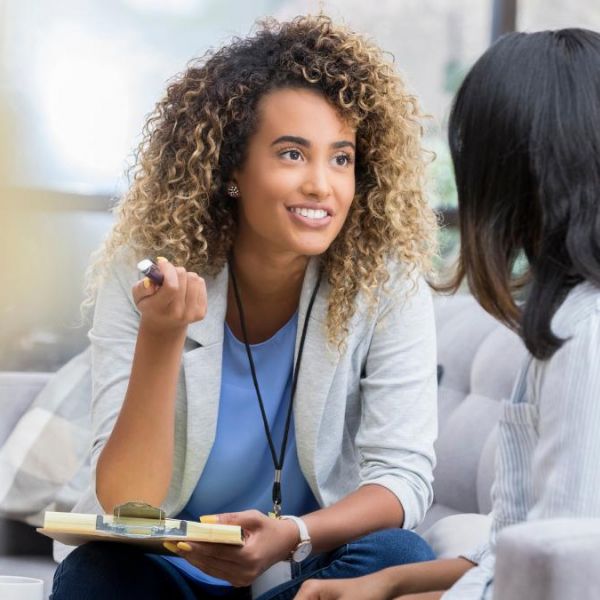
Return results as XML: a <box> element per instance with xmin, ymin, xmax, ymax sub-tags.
<box><xmin>0</xmin><ymin>349</ymin><xmax>91</xmax><ymax>526</ymax></box>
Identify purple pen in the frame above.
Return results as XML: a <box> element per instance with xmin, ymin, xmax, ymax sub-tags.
<box><xmin>137</xmin><ymin>258</ymin><xmax>164</xmax><ymax>286</ymax></box>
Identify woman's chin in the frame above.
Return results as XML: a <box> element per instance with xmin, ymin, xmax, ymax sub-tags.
<box><xmin>292</xmin><ymin>240</ymin><xmax>333</xmax><ymax>257</ymax></box>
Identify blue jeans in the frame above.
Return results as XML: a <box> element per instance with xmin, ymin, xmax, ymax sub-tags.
<box><xmin>51</xmin><ymin>529</ymin><xmax>434</xmax><ymax>599</ymax></box>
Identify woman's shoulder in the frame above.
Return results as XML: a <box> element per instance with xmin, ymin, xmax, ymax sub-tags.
<box><xmin>551</xmin><ymin>281</ymin><xmax>600</xmax><ymax>338</ymax></box>
<box><xmin>533</xmin><ymin>281</ymin><xmax>600</xmax><ymax>392</ymax></box>
<box><xmin>369</xmin><ymin>258</ymin><xmax>433</xmax><ymax>323</ymax></box>
<box><xmin>379</xmin><ymin>257</ymin><xmax>431</xmax><ymax>299</ymax></box>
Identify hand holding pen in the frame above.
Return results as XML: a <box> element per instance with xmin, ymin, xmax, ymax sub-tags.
<box><xmin>132</xmin><ymin>257</ymin><xmax>207</xmax><ymax>334</ymax></box>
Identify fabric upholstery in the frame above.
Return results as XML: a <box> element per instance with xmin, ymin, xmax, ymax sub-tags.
<box><xmin>434</xmin><ymin>395</ymin><xmax>502</xmax><ymax>514</ymax></box>
<box><xmin>422</xmin><ymin>513</ymin><xmax>492</xmax><ymax>559</ymax></box>
<box><xmin>494</xmin><ymin>519</ymin><xmax>600</xmax><ymax>600</ymax></box>
<box><xmin>430</xmin><ymin>295</ymin><xmax>525</xmax><ymax>522</ymax></box>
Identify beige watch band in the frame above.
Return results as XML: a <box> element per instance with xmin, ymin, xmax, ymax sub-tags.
<box><xmin>281</xmin><ymin>515</ymin><xmax>312</xmax><ymax>561</ymax></box>
<box><xmin>281</xmin><ymin>515</ymin><xmax>310</xmax><ymax>543</ymax></box>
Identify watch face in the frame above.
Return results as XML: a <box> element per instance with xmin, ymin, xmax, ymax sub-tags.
<box><xmin>292</xmin><ymin>541</ymin><xmax>312</xmax><ymax>562</ymax></box>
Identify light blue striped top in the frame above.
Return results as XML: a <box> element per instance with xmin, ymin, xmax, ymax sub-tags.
<box><xmin>443</xmin><ymin>282</ymin><xmax>600</xmax><ymax>599</ymax></box>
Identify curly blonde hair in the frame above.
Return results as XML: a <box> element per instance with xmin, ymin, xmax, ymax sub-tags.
<box><xmin>86</xmin><ymin>15</ymin><xmax>437</xmax><ymax>345</ymax></box>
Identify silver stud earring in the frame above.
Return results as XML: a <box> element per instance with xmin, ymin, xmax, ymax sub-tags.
<box><xmin>226</xmin><ymin>182</ymin><xmax>240</xmax><ymax>198</ymax></box>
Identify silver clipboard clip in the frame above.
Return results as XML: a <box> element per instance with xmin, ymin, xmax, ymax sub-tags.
<box><xmin>95</xmin><ymin>501</ymin><xmax>189</xmax><ymax>538</ymax></box>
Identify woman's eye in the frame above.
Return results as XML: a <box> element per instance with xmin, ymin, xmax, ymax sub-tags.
<box><xmin>333</xmin><ymin>153</ymin><xmax>353</xmax><ymax>167</ymax></box>
<box><xmin>281</xmin><ymin>149</ymin><xmax>303</xmax><ymax>161</ymax></box>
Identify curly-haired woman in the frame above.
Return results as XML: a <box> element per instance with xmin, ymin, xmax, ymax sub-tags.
<box><xmin>51</xmin><ymin>15</ymin><xmax>438</xmax><ymax>600</ymax></box>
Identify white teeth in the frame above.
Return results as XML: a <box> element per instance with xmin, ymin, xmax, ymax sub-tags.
<box><xmin>290</xmin><ymin>207</ymin><xmax>328</xmax><ymax>219</ymax></box>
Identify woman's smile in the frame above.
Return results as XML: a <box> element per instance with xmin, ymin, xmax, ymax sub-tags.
<box><xmin>286</xmin><ymin>205</ymin><xmax>333</xmax><ymax>228</ymax></box>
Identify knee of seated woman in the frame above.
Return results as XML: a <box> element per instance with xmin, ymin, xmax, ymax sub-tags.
<box><xmin>348</xmin><ymin>528</ymin><xmax>435</xmax><ymax>568</ymax></box>
<box><xmin>52</xmin><ymin>542</ymin><xmax>160</xmax><ymax>597</ymax></box>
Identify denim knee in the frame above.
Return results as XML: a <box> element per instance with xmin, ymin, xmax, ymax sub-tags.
<box><xmin>51</xmin><ymin>542</ymin><xmax>172</xmax><ymax>600</ymax></box>
<box><xmin>52</xmin><ymin>543</ymin><xmax>104</xmax><ymax>596</ymax></box>
<box><xmin>351</xmin><ymin>528</ymin><xmax>435</xmax><ymax>569</ymax></box>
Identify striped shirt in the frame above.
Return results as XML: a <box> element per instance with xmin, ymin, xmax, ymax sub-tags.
<box><xmin>443</xmin><ymin>282</ymin><xmax>600</xmax><ymax>599</ymax></box>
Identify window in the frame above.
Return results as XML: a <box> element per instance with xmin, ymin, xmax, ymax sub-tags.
<box><xmin>1</xmin><ymin>0</ymin><xmax>495</xmax><ymax>369</ymax></box>
<box><xmin>518</xmin><ymin>0</ymin><xmax>600</xmax><ymax>30</ymax></box>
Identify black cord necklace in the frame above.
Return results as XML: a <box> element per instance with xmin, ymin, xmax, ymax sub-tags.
<box><xmin>228</xmin><ymin>257</ymin><xmax>321</xmax><ymax>518</ymax></box>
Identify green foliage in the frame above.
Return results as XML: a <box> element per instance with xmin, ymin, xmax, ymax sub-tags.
<box><xmin>426</xmin><ymin>136</ymin><xmax>457</xmax><ymax>209</ymax></box>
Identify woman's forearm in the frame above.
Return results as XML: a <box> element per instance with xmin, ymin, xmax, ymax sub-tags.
<box><xmin>96</xmin><ymin>323</ymin><xmax>187</xmax><ymax>512</ymax></box>
<box><xmin>302</xmin><ymin>484</ymin><xmax>404</xmax><ymax>553</ymax></box>
<box><xmin>381</xmin><ymin>558</ymin><xmax>474</xmax><ymax>597</ymax></box>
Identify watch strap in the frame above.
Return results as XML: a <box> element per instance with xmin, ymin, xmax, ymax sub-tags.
<box><xmin>281</xmin><ymin>515</ymin><xmax>310</xmax><ymax>543</ymax></box>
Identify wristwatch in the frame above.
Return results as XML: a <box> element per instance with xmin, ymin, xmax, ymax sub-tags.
<box><xmin>281</xmin><ymin>515</ymin><xmax>312</xmax><ymax>562</ymax></box>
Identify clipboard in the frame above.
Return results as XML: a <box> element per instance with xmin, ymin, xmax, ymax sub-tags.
<box><xmin>37</xmin><ymin>501</ymin><xmax>244</xmax><ymax>553</ymax></box>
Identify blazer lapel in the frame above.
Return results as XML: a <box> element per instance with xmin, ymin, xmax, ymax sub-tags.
<box><xmin>293</xmin><ymin>258</ymin><xmax>341</xmax><ymax>498</ymax></box>
<box><xmin>178</xmin><ymin>264</ymin><xmax>228</xmax><ymax>507</ymax></box>
<box><xmin>186</xmin><ymin>265</ymin><xmax>229</xmax><ymax>347</ymax></box>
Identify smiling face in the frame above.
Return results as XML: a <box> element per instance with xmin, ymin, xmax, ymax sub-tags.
<box><xmin>232</xmin><ymin>87</ymin><xmax>356</xmax><ymax>259</ymax></box>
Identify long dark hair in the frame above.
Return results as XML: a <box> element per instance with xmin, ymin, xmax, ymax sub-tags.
<box><xmin>447</xmin><ymin>28</ymin><xmax>600</xmax><ymax>359</ymax></box>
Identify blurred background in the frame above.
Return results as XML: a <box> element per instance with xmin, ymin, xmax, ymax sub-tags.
<box><xmin>1</xmin><ymin>0</ymin><xmax>599</xmax><ymax>372</ymax></box>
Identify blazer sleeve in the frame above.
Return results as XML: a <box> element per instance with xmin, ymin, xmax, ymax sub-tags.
<box><xmin>86</xmin><ymin>254</ymin><xmax>141</xmax><ymax>489</ymax></box>
<box><xmin>356</xmin><ymin>273</ymin><xmax>438</xmax><ymax>529</ymax></box>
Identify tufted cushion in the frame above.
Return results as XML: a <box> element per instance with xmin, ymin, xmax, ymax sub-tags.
<box><xmin>422</xmin><ymin>512</ymin><xmax>492</xmax><ymax>559</ymax></box>
<box><xmin>426</xmin><ymin>294</ymin><xmax>526</xmax><ymax>528</ymax></box>
<box><xmin>434</xmin><ymin>395</ymin><xmax>502</xmax><ymax>514</ymax></box>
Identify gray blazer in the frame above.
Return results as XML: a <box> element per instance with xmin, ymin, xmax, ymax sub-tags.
<box><xmin>73</xmin><ymin>254</ymin><xmax>437</xmax><ymax>531</ymax></box>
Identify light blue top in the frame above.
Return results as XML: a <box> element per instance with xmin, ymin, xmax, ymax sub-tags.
<box><xmin>160</xmin><ymin>311</ymin><xmax>319</xmax><ymax>589</ymax></box>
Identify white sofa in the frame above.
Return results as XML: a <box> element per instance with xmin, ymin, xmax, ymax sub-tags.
<box><xmin>1</xmin><ymin>294</ymin><xmax>598</xmax><ymax>599</ymax></box>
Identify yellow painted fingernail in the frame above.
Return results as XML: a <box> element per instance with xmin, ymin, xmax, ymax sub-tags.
<box><xmin>177</xmin><ymin>542</ymin><xmax>192</xmax><ymax>552</ymax></box>
<box><xmin>199</xmin><ymin>514</ymin><xmax>219</xmax><ymax>524</ymax></box>
<box><xmin>163</xmin><ymin>541</ymin><xmax>178</xmax><ymax>553</ymax></box>
<box><xmin>143</xmin><ymin>277</ymin><xmax>151</xmax><ymax>289</ymax></box>
<box><xmin>156</xmin><ymin>256</ymin><xmax>167</xmax><ymax>263</ymax></box>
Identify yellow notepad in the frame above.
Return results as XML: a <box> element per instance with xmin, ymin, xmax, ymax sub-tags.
<box><xmin>37</xmin><ymin>501</ymin><xmax>244</xmax><ymax>554</ymax></box>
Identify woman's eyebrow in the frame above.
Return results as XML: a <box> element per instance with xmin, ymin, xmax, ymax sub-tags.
<box><xmin>271</xmin><ymin>135</ymin><xmax>355</xmax><ymax>151</ymax></box>
<box><xmin>332</xmin><ymin>140</ymin><xmax>355</xmax><ymax>151</ymax></box>
<box><xmin>271</xmin><ymin>135</ymin><xmax>310</xmax><ymax>147</ymax></box>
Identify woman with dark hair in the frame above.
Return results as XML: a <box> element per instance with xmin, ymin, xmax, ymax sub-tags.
<box><xmin>50</xmin><ymin>15</ymin><xmax>439</xmax><ymax>600</ymax></box>
<box><xmin>296</xmin><ymin>27</ymin><xmax>600</xmax><ymax>600</ymax></box>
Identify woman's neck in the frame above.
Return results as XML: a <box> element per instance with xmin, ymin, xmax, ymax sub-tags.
<box><xmin>226</xmin><ymin>245</ymin><xmax>309</xmax><ymax>343</ymax></box>
<box><xmin>231</xmin><ymin>249</ymin><xmax>308</xmax><ymax>304</ymax></box>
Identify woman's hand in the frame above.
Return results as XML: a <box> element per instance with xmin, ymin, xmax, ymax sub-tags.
<box><xmin>132</xmin><ymin>257</ymin><xmax>207</xmax><ymax>335</ymax></box>
<box><xmin>295</xmin><ymin>573</ymin><xmax>394</xmax><ymax>600</ymax></box>
<box><xmin>164</xmin><ymin>510</ymin><xmax>300</xmax><ymax>587</ymax></box>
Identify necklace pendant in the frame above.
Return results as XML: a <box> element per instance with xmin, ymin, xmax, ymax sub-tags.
<box><xmin>270</xmin><ymin>502</ymin><xmax>282</xmax><ymax>519</ymax></box>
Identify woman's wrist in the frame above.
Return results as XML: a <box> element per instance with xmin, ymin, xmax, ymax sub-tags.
<box><xmin>139</xmin><ymin>318</ymin><xmax>187</xmax><ymax>343</ymax></box>
<box><xmin>275</xmin><ymin>517</ymin><xmax>302</xmax><ymax>562</ymax></box>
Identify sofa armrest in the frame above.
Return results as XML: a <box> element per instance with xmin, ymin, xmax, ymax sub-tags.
<box><xmin>493</xmin><ymin>519</ymin><xmax>600</xmax><ymax>600</ymax></box>
<box><xmin>0</xmin><ymin>371</ymin><xmax>51</xmax><ymax>444</ymax></box>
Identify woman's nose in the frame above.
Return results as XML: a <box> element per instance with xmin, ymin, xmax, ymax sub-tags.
<box><xmin>300</xmin><ymin>162</ymin><xmax>332</xmax><ymax>199</ymax></box>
